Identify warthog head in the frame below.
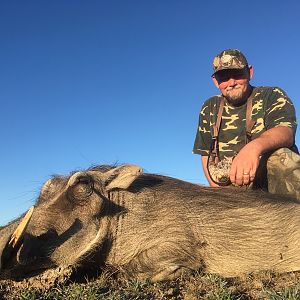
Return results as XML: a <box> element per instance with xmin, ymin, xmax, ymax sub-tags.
<box><xmin>0</xmin><ymin>165</ymin><xmax>142</xmax><ymax>280</ymax></box>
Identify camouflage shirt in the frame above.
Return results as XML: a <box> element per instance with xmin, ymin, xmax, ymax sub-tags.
<box><xmin>193</xmin><ymin>86</ymin><xmax>298</xmax><ymax>159</ymax></box>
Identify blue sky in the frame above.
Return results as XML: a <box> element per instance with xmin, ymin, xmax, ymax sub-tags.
<box><xmin>1</xmin><ymin>0</ymin><xmax>300</xmax><ymax>225</ymax></box>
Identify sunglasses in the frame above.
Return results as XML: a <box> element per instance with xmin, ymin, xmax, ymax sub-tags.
<box><xmin>214</xmin><ymin>68</ymin><xmax>249</xmax><ymax>83</ymax></box>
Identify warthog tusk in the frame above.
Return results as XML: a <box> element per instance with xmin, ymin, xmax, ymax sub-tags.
<box><xmin>8</xmin><ymin>206</ymin><xmax>34</xmax><ymax>248</ymax></box>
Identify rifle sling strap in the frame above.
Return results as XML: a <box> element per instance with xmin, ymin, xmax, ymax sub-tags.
<box><xmin>246</xmin><ymin>95</ymin><xmax>256</xmax><ymax>143</ymax></box>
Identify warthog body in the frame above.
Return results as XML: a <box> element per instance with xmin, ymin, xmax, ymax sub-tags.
<box><xmin>1</xmin><ymin>164</ymin><xmax>300</xmax><ymax>282</ymax></box>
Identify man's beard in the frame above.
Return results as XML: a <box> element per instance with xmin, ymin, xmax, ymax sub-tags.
<box><xmin>224</xmin><ymin>87</ymin><xmax>247</xmax><ymax>106</ymax></box>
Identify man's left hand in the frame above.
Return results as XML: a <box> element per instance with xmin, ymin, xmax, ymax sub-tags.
<box><xmin>229</xmin><ymin>144</ymin><xmax>261</xmax><ymax>186</ymax></box>
<box><xmin>229</xmin><ymin>126</ymin><xmax>294</xmax><ymax>186</ymax></box>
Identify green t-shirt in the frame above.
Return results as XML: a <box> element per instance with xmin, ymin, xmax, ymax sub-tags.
<box><xmin>193</xmin><ymin>86</ymin><xmax>298</xmax><ymax>159</ymax></box>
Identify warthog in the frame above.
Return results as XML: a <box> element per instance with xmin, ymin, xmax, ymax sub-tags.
<box><xmin>1</xmin><ymin>164</ymin><xmax>300</xmax><ymax>282</ymax></box>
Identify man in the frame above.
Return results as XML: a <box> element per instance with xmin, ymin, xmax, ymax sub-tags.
<box><xmin>193</xmin><ymin>49</ymin><xmax>299</xmax><ymax>199</ymax></box>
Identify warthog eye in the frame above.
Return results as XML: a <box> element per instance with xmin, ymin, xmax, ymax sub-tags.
<box><xmin>76</xmin><ymin>176</ymin><xmax>92</xmax><ymax>185</ymax></box>
<box><xmin>67</xmin><ymin>175</ymin><xmax>94</xmax><ymax>202</ymax></box>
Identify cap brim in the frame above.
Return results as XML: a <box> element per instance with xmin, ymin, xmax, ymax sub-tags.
<box><xmin>212</xmin><ymin>65</ymin><xmax>247</xmax><ymax>76</ymax></box>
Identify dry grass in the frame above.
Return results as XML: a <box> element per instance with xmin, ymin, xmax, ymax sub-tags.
<box><xmin>1</xmin><ymin>269</ymin><xmax>300</xmax><ymax>300</ymax></box>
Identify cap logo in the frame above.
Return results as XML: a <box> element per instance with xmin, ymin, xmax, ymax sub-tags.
<box><xmin>220</xmin><ymin>54</ymin><xmax>233</xmax><ymax>66</ymax></box>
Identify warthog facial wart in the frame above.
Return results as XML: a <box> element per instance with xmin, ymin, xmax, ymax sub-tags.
<box><xmin>1</xmin><ymin>164</ymin><xmax>300</xmax><ymax>283</ymax></box>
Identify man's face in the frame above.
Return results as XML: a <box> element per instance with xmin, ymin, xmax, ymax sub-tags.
<box><xmin>212</xmin><ymin>66</ymin><xmax>253</xmax><ymax>105</ymax></box>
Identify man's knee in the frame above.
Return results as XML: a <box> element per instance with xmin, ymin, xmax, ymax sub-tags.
<box><xmin>267</xmin><ymin>148</ymin><xmax>300</xmax><ymax>199</ymax></box>
<box><xmin>267</xmin><ymin>148</ymin><xmax>300</xmax><ymax>170</ymax></box>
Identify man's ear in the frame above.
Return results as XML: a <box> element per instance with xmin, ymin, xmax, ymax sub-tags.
<box><xmin>105</xmin><ymin>165</ymin><xmax>143</xmax><ymax>190</ymax></box>
<box><xmin>248</xmin><ymin>65</ymin><xmax>253</xmax><ymax>80</ymax></box>
<box><xmin>212</xmin><ymin>76</ymin><xmax>220</xmax><ymax>88</ymax></box>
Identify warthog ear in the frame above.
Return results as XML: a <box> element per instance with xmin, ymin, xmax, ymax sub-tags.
<box><xmin>105</xmin><ymin>165</ymin><xmax>143</xmax><ymax>191</ymax></box>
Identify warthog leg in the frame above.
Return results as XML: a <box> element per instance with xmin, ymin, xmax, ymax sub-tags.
<box><xmin>150</xmin><ymin>265</ymin><xmax>193</xmax><ymax>282</ymax></box>
<box><xmin>118</xmin><ymin>241</ymin><xmax>204</xmax><ymax>282</ymax></box>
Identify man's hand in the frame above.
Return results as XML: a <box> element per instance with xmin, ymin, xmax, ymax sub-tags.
<box><xmin>229</xmin><ymin>126</ymin><xmax>294</xmax><ymax>186</ymax></box>
<box><xmin>229</xmin><ymin>144</ymin><xmax>260</xmax><ymax>186</ymax></box>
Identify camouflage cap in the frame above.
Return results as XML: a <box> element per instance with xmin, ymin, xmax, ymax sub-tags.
<box><xmin>212</xmin><ymin>49</ymin><xmax>248</xmax><ymax>75</ymax></box>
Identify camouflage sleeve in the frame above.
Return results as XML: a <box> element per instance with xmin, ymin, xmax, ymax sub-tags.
<box><xmin>193</xmin><ymin>101</ymin><xmax>213</xmax><ymax>156</ymax></box>
<box><xmin>264</xmin><ymin>87</ymin><xmax>297</xmax><ymax>133</ymax></box>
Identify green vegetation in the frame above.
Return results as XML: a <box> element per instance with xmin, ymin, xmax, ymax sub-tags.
<box><xmin>1</xmin><ymin>270</ymin><xmax>300</xmax><ymax>300</ymax></box>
